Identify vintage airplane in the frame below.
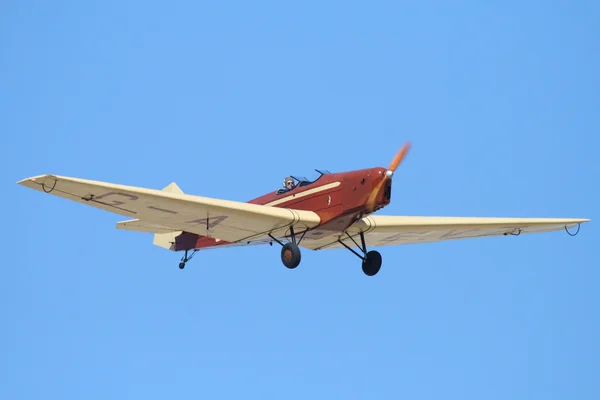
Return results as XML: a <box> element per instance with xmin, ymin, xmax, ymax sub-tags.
<box><xmin>17</xmin><ymin>142</ymin><xmax>588</xmax><ymax>276</ymax></box>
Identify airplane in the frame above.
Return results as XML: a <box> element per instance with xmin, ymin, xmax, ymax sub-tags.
<box><xmin>17</xmin><ymin>142</ymin><xmax>589</xmax><ymax>276</ymax></box>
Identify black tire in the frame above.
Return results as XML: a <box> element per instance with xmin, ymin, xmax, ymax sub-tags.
<box><xmin>362</xmin><ymin>250</ymin><xmax>382</xmax><ymax>276</ymax></box>
<box><xmin>281</xmin><ymin>242</ymin><xmax>301</xmax><ymax>269</ymax></box>
<box><xmin>179</xmin><ymin>262</ymin><xmax>186</xmax><ymax>270</ymax></box>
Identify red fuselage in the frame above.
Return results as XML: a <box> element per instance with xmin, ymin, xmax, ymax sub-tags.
<box><xmin>175</xmin><ymin>167</ymin><xmax>392</xmax><ymax>251</ymax></box>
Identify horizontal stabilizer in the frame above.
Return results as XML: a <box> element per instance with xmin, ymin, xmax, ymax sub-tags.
<box><xmin>153</xmin><ymin>231</ymin><xmax>182</xmax><ymax>250</ymax></box>
<box><xmin>116</xmin><ymin>219</ymin><xmax>176</xmax><ymax>234</ymax></box>
<box><xmin>116</xmin><ymin>219</ymin><xmax>182</xmax><ymax>251</ymax></box>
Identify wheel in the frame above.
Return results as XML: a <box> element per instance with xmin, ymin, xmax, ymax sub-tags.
<box><xmin>179</xmin><ymin>262</ymin><xmax>186</xmax><ymax>269</ymax></box>
<box><xmin>281</xmin><ymin>242</ymin><xmax>301</xmax><ymax>269</ymax></box>
<box><xmin>362</xmin><ymin>250</ymin><xmax>382</xmax><ymax>276</ymax></box>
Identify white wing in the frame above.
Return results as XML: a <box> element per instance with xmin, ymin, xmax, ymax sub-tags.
<box><xmin>299</xmin><ymin>215</ymin><xmax>589</xmax><ymax>250</ymax></box>
<box><xmin>18</xmin><ymin>174</ymin><xmax>321</xmax><ymax>244</ymax></box>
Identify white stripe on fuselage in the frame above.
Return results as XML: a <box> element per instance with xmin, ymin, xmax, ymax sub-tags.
<box><xmin>265</xmin><ymin>181</ymin><xmax>341</xmax><ymax>207</ymax></box>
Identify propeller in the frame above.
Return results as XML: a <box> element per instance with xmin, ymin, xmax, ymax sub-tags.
<box><xmin>366</xmin><ymin>141</ymin><xmax>412</xmax><ymax>212</ymax></box>
<box><xmin>385</xmin><ymin>141</ymin><xmax>412</xmax><ymax>179</ymax></box>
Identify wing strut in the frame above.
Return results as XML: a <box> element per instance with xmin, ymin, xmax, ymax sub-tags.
<box><xmin>336</xmin><ymin>230</ymin><xmax>382</xmax><ymax>276</ymax></box>
<box><xmin>337</xmin><ymin>231</ymin><xmax>368</xmax><ymax>261</ymax></box>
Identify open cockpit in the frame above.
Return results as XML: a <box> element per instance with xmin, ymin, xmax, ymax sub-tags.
<box><xmin>276</xmin><ymin>169</ymin><xmax>332</xmax><ymax>194</ymax></box>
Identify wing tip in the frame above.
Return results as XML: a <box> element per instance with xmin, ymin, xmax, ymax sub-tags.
<box><xmin>17</xmin><ymin>174</ymin><xmax>57</xmax><ymax>185</ymax></box>
<box><xmin>568</xmin><ymin>218</ymin><xmax>590</xmax><ymax>224</ymax></box>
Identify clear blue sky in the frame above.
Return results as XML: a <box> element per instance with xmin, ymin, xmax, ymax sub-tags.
<box><xmin>2</xmin><ymin>1</ymin><xmax>598</xmax><ymax>399</ymax></box>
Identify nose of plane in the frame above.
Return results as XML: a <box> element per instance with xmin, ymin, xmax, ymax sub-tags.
<box><xmin>381</xmin><ymin>176</ymin><xmax>392</xmax><ymax>203</ymax></box>
<box><xmin>362</xmin><ymin>168</ymin><xmax>391</xmax><ymax>213</ymax></box>
<box><xmin>375</xmin><ymin>170</ymin><xmax>392</xmax><ymax>201</ymax></box>
<box><xmin>365</xmin><ymin>142</ymin><xmax>411</xmax><ymax>212</ymax></box>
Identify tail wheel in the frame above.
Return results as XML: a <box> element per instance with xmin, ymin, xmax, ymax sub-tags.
<box><xmin>281</xmin><ymin>242</ymin><xmax>301</xmax><ymax>269</ymax></box>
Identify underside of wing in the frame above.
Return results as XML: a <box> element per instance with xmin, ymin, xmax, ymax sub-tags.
<box><xmin>300</xmin><ymin>215</ymin><xmax>589</xmax><ymax>250</ymax></box>
<box><xmin>18</xmin><ymin>174</ymin><xmax>321</xmax><ymax>244</ymax></box>
<box><xmin>117</xmin><ymin>218</ymin><xmax>287</xmax><ymax>251</ymax></box>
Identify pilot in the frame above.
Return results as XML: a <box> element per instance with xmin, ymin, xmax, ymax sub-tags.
<box><xmin>283</xmin><ymin>176</ymin><xmax>295</xmax><ymax>191</ymax></box>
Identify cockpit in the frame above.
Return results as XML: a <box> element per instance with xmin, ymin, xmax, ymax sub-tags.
<box><xmin>276</xmin><ymin>169</ymin><xmax>332</xmax><ymax>195</ymax></box>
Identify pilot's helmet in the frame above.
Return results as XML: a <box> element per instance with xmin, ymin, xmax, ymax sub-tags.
<box><xmin>283</xmin><ymin>176</ymin><xmax>294</xmax><ymax>188</ymax></box>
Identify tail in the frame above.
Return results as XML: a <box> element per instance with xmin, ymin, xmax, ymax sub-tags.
<box><xmin>115</xmin><ymin>182</ymin><xmax>184</xmax><ymax>251</ymax></box>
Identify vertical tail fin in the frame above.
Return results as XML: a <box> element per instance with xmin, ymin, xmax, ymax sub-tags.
<box><xmin>162</xmin><ymin>182</ymin><xmax>183</xmax><ymax>194</ymax></box>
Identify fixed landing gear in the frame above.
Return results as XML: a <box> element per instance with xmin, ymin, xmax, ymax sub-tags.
<box><xmin>269</xmin><ymin>227</ymin><xmax>383</xmax><ymax>276</ymax></box>
<box><xmin>178</xmin><ymin>249</ymin><xmax>198</xmax><ymax>270</ymax></box>
<box><xmin>362</xmin><ymin>250</ymin><xmax>382</xmax><ymax>276</ymax></box>
<box><xmin>338</xmin><ymin>231</ymin><xmax>383</xmax><ymax>276</ymax></box>
<box><xmin>270</xmin><ymin>226</ymin><xmax>306</xmax><ymax>270</ymax></box>
<box><xmin>281</xmin><ymin>242</ymin><xmax>301</xmax><ymax>269</ymax></box>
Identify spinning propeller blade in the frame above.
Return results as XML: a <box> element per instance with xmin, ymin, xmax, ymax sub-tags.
<box><xmin>385</xmin><ymin>141</ymin><xmax>412</xmax><ymax>178</ymax></box>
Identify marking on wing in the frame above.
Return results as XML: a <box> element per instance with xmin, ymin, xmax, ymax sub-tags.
<box><xmin>186</xmin><ymin>216</ymin><xmax>229</xmax><ymax>229</ymax></box>
<box><xmin>381</xmin><ymin>231</ymin><xmax>431</xmax><ymax>242</ymax></box>
<box><xmin>438</xmin><ymin>228</ymin><xmax>511</xmax><ymax>239</ymax></box>
<box><xmin>91</xmin><ymin>192</ymin><xmax>139</xmax><ymax>206</ymax></box>
<box><xmin>78</xmin><ymin>191</ymin><xmax>138</xmax><ymax>213</ymax></box>
<box><xmin>82</xmin><ymin>191</ymin><xmax>235</xmax><ymax>230</ymax></box>
<box><xmin>379</xmin><ymin>227</ymin><xmax>517</xmax><ymax>243</ymax></box>
<box><xmin>148</xmin><ymin>206</ymin><xmax>178</xmax><ymax>214</ymax></box>
<box><xmin>265</xmin><ymin>182</ymin><xmax>341</xmax><ymax>207</ymax></box>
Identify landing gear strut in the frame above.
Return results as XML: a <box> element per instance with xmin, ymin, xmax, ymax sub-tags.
<box><xmin>269</xmin><ymin>226</ymin><xmax>306</xmax><ymax>270</ymax></box>
<box><xmin>178</xmin><ymin>249</ymin><xmax>198</xmax><ymax>269</ymax></box>
<box><xmin>338</xmin><ymin>231</ymin><xmax>382</xmax><ymax>276</ymax></box>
